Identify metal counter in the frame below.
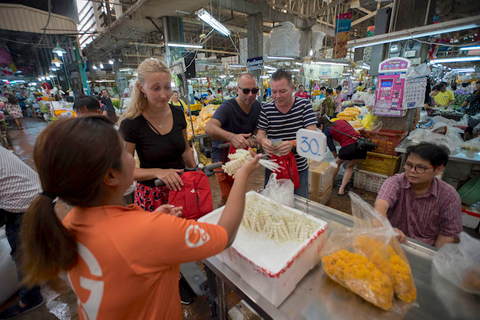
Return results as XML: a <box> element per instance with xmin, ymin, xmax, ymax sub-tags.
<box><xmin>204</xmin><ymin>197</ymin><xmax>480</xmax><ymax>320</ymax></box>
<box><xmin>395</xmin><ymin>138</ymin><xmax>480</xmax><ymax>165</ymax></box>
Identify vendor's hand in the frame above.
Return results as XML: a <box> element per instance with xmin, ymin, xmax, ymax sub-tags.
<box><xmin>156</xmin><ymin>169</ymin><xmax>184</xmax><ymax>191</ymax></box>
<box><xmin>230</xmin><ymin>133</ymin><xmax>251</xmax><ymax>149</ymax></box>
<box><xmin>235</xmin><ymin>149</ymin><xmax>260</xmax><ymax>178</ymax></box>
<box><xmin>155</xmin><ymin>204</ymin><xmax>182</xmax><ymax>217</ymax></box>
<box><xmin>246</xmin><ymin>136</ymin><xmax>257</xmax><ymax>148</ymax></box>
<box><xmin>260</xmin><ymin>139</ymin><xmax>276</xmax><ymax>155</ymax></box>
<box><xmin>276</xmin><ymin>141</ymin><xmax>294</xmax><ymax>156</ymax></box>
<box><xmin>394</xmin><ymin>228</ymin><xmax>407</xmax><ymax>243</ymax></box>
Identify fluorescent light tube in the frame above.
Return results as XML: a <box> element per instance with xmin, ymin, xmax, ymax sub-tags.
<box><xmin>459</xmin><ymin>46</ymin><xmax>480</xmax><ymax>51</ymax></box>
<box><xmin>167</xmin><ymin>42</ymin><xmax>203</xmax><ymax>49</ymax></box>
<box><xmin>197</xmin><ymin>9</ymin><xmax>231</xmax><ymax>37</ymax></box>
<box><xmin>264</xmin><ymin>65</ymin><xmax>276</xmax><ymax>70</ymax></box>
<box><xmin>451</xmin><ymin>68</ymin><xmax>475</xmax><ymax>72</ymax></box>
<box><xmin>260</xmin><ymin>75</ymin><xmax>269</xmax><ymax>78</ymax></box>
<box><xmin>431</xmin><ymin>56</ymin><xmax>480</xmax><ymax>63</ymax></box>
<box><xmin>292</xmin><ymin>69</ymin><xmax>300</xmax><ymax>72</ymax></box>
<box><xmin>294</xmin><ymin>62</ymin><xmax>303</xmax><ymax>66</ymax></box>
<box><xmin>230</xmin><ymin>64</ymin><xmax>246</xmax><ymax>68</ymax></box>
<box><xmin>267</xmin><ymin>56</ymin><xmax>294</xmax><ymax>60</ymax></box>
<box><xmin>313</xmin><ymin>61</ymin><xmax>349</xmax><ymax>66</ymax></box>
<box><xmin>348</xmin><ymin>15</ymin><xmax>480</xmax><ymax>49</ymax></box>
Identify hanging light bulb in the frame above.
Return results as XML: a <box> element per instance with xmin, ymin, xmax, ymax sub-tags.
<box><xmin>100</xmin><ymin>62</ymin><xmax>104</xmax><ymax>69</ymax></box>
<box><xmin>51</xmin><ymin>56</ymin><xmax>63</xmax><ymax>67</ymax></box>
<box><xmin>52</xmin><ymin>44</ymin><xmax>67</xmax><ymax>57</ymax></box>
<box><xmin>108</xmin><ymin>59</ymin><xmax>114</xmax><ymax>65</ymax></box>
<box><xmin>92</xmin><ymin>64</ymin><xmax>97</xmax><ymax>70</ymax></box>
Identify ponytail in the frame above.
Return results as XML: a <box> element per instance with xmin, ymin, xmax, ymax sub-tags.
<box><xmin>21</xmin><ymin>194</ymin><xmax>78</xmax><ymax>285</ymax></box>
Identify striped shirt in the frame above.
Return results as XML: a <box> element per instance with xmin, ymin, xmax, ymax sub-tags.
<box><xmin>377</xmin><ymin>173</ymin><xmax>462</xmax><ymax>246</ymax></box>
<box><xmin>257</xmin><ymin>97</ymin><xmax>317</xmax><ymax>171</ymax></box>
<box><xmin>0</xmin><ymin>146</ymin><xmax>41</xmax><ymax>213</ymax></box>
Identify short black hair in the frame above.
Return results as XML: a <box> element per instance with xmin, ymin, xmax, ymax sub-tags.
<box><xmin>317</xmin><ymin>116</ymin><xmax>335</xmax><ymax>130</ymax></box>
<box><xmin>101</xmin><ymin>89</ymin><xmax>108</xmax><ymax>94</ymax></box>
<box><xmin>406</xmin><ymin>142</ymin><xmax>450</xmax><ymax>167</ymax></box>
<box><xmin>432</xmin><ymin>85</ymin><xmax>441</xmax><ymax>91</ymax></box>
<box><xmin>326</xmin><ymin>88</ymin><xmax>333</xmax><ymax>94</ymax></box>
<box><xmin>336</xmin><ymin>86</ymin><xmax>342</xmax><ymax>91</ymax></box>
<box><xmin>271</xmin><ymin>69</ymin><xmax>293</xmax><ymax>86</ymax></box>
<box><xmin>440</xmin><ymin>82</ymin><xmax>447</xmax><ymax>88</ymax></box>
<box><xmin>73</xmin><ymin>95</ymin><xmax>101</xmax><ymax>112</ymax></box>
<box><xmin>320</xmin><ymin>86</ymin><xmax>326</xmax><ymax>90</ymax></box>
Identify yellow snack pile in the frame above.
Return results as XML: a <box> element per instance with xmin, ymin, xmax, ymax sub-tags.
<box><xmin>337</xmin><ymin>107</ymin><xmax>361</xmax><ymax>122</ymax></box>
<box><xmin>186</xmin><ymin>105</ymin><xmax>219</xmax><ymax>139</ymax></box>
<box><xmin>322</xmin><ymin>250</ymin><xmax>394</xmax><ymax>311</ymax></box>
<box><xmin>388</xmin><ymin>247</ymin><xmax>417</xmax><ymax>303</ymax></box>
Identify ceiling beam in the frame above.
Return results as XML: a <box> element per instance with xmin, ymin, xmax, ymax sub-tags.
<box><xmin>310</xmin><ymin>0</ymin><xmax>344</xmax><ymax>18</ymax></box>
<box><xmin>351</xmin><ymin>3</ymin><xmax>393</xmax><ymax>27</ymax></box>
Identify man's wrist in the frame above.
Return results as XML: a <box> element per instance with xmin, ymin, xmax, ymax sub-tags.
<box><xmin>290</xmin><ymin>140</ymin><xmax>296</xmax><ymax>147</ymax></box>
<box><xmin>227</xmin><ymin>133</ymin><xmax>235</xmax><ymax>141</ymax></box>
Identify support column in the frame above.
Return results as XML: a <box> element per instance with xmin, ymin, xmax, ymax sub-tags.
<box><xmin>247</xmin><ymin>13</ymin><xmax>263</xmax><ymax>82</ymax></box>
<box><xmin>163</xmin><ymin>16</ymin><xmax>184</xmax><ymax>66</ymax></box>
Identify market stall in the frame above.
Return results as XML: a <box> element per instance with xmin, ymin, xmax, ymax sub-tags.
<box><xmin>204</xmin><ymin>196</ymin><xmax>479</xmax><ymax>320</ymax></box>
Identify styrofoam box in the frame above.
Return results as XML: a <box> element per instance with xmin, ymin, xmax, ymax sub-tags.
<box><xmin>198</xmin><ymin>191</ymin><xmax>328</xmax><ymax>307</ymax></box>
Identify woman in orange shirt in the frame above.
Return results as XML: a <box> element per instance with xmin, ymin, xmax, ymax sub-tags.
<box><xmin>20</xmin><ymin>116</ymin><xmax>260</xmax><ymax>320</ymax></box>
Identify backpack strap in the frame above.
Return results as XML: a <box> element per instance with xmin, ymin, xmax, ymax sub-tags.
<box><xmin>330</xmin><ymin>127</ymin><xmax>358</xmax><ymax>141</ymax></box>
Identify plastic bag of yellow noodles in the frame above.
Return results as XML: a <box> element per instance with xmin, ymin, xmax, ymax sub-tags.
<box><xmin>321</xmin><ymin>192</ymin><xmax>416</xmax><ymax>310</ymax></box>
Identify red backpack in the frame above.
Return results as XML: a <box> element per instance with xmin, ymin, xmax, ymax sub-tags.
<box><xmin>269</xmin><ymin>152</ymin><xmax>300</xmax><ymax>189</ymax></box>
<box><xmin>168</xmin><ymin>170</ymin><xmax>213</xmax><ymax>220</ymax></box>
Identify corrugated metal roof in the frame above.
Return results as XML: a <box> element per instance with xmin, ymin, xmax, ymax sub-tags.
<box><xmin>0</xmin><ymin>4</ymin><xmax>77</xmax><ymax>35</ymax></box>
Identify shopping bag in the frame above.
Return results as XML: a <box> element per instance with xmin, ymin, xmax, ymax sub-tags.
<box><xmin>321</xmin><ymin>192</ymin><xmax>416</xmax><ymax>311</ymax></box>
<box><xmin>168</xmin><ymin>170</ymin><xmax>213</xmax><ymax>220</ymax></box>
<box><xmin>433</xmin><ymin>232</ymin><xmax>480</xmax><ymax>294</ymax></box>
<box><xmin>261</xmin><ymin>173</ymin><xmax>295</xmax><ymax>207</ymax></box>
<box><xmin>269</xmin><ymin>152</ymin><xmax>300</xmax><ymax>189</ymax></box>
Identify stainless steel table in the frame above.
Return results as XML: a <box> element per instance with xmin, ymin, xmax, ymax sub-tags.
<box><xmin>395</xmin><ymin>138</ymin><xmax>480</xmax><ymax>165</ymax></box>
<box><xmin>204</xmin><ymin>197</ymin><xmax>480</xmax><ymax>320</ymax></box>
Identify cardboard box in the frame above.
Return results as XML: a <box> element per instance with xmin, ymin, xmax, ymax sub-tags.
<box><xmin>308</xmin><ymin>161</ymin><xmax>334</xmax><ymax>202</ymax></box>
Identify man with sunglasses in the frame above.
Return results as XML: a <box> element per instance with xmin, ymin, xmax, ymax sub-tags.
<box><xmin>206</xmin><ymin>73</ymin><xmax>261</xmax><ymax>207</ymax></box>
<box><xmin>374</xmin><ymin>142</ymin><xmax>462</xmax><ymax>248</ymax></box>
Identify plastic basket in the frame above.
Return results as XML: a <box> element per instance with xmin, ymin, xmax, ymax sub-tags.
<box><xmin>357</xmin><ymin>152</ymin><xmax>401</xmax><ymax>176</ymax></box>
<box><xmin>354</xmin><ymin>169</ymin><xmax>389</xmax><ymax>193</ymax></box>
<box><xmin>360</xmin><ymin>129</ymin><xmax>407</xmax><ymax>155</ymax></box>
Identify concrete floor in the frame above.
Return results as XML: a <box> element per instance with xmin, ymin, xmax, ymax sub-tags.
<box><xmin>1</xmin><ymin>117</ymin><xmax>376</xmax><ymax>319</ymax></box>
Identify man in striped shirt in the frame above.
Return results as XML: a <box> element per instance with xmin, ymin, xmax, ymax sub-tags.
<box><xmin>256</xmin><ymin>70</ymin><xmax>317</xmax><ymax>198</ymax></box>
<box><xmin>374</xmin><ymin>143</ymin><xmax>462</xmax><ymax>248</ymax></box>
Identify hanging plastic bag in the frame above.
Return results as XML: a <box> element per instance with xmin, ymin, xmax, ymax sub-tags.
<box><xmin>433</xmin><ymin>232</ymin><xmax>480</xmax><ymax>294</ymax></box>
<box><xmin>261</xmin><ymin>173</ymin><xmax>295</xmax><ymax>207</ymax></box>
<box><xmin>0</xmin><ymin>227</ymin><xmax>20</xmax><ymax>305</ymax></box>
<box><xmin>321</xmin><ymin>192</ymin><xmax>416</xmax><ymax>311</ymax></box>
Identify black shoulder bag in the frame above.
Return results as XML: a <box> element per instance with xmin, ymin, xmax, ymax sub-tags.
<box><xmin>330</xmin><ymin>127</ymin><xmax>378</xmax><ymax>152</ymax></box>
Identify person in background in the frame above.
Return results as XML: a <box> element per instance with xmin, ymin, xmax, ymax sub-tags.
<box><xmin>374</xmin><ymin>143</ymin><xmax>462</xmax><ymax>248</ymax></box>
<box><xmin>4</xmin><ymin>93</ymin><xmax>23</xmax><ymax>130</ymax></box>
<box><xmin>206</xmin><ymin>89</ymin><xmax>215</xmax><ymax>100</ymax></box>
<box><xmin>0</xmin><ymin>147</ymin><xmax>44</xmax><ymax>319</ymax></box>
<box><xmin>169</xmin><ymin>90</ymin><xmax>187</xmax><ymax>113</ymax></box>
<box><xmin>73</xmin><ymin>95</ymin><xmax>103</xmax><ymax>116</ymax></box>
<box><xmin>317</xmin><ymin>117</ymin><xmax>367</xmax><ymax>196</ymax></box>
<box><xmin>294</xmin><ymin>85</ymin><xmax>310</xmax><ymax>98</ymax></box>
<box><xmin>100</xmin><ymin>89</ymin><xmax>119</xmax><ymax>123</ymax></box>
<box><xmin>205</xmin><ymin>73</ymin><xmax>261</xmax><ymax>207</ymax></box>
<box><xmin>19</xmin><ymin>116</ymin><xmax>260</xmax><ymax>320</ymax></box>
<box><xmin>461</xmin><ymin>80</ymin><xmax>480</xmax><ymax>117</ymax></box>
<box><xmin>318</xmin><ymin>86</ymin><xmax>326</xmax><ymax>99</ymax></box>
<box><xmin>256</xmin><ymin>69</ymin><xmax>317</xmax><ymax>198</ymax></box>
<box><xmin>433</xmin><ymin>82</ymin><xmax>454</xmax><ymax>107</ymax></box>
<box><xmin>334</xmin><ymin>86</ymin><xmax>343</xmax><ymax>117</ymax></box>
<box><xmin>322</xmin><ymin>88</ymin><xmax>335</xmax><ymax>118</ymax></box>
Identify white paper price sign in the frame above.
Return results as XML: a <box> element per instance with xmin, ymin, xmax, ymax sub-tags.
<box><xmin>296</xmin><ymin>129</ymin><xmax>327</xmax><ymax>161</ymax></box>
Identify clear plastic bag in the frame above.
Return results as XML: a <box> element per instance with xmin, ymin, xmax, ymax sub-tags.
<box><xmin>433</xmin><ymin>232</ymin><xmax>480</xmax><ymax>294</ymax></box>
<box><xmin>261</xmin><ymin>173</ymin><xmax>295</xmax><ymax>207</ymax></box>
<box><xmin>321</xmin><ymin>192</ymin><xmax>417</xmax><ymax>310</ymax></box>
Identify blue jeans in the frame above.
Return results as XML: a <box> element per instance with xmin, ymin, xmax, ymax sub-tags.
<box><xmin>4</xmin><ymin>212</ymin><xmax>42</xmax><ymax>305</ymax></box>
<box><xmin>264</xmin><ymin>168</ymin><xmax>309</xmax><ymax>199</ymax></box>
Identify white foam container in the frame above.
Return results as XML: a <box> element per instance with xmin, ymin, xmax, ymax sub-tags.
<box><xmin>199</xmin><ymin>191</ymin><xmax>328</xmax><ymax>307</ymax></box>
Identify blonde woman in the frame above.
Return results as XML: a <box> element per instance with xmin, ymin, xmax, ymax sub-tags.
<box><xmin>119</xmin><ymin>58</ymin><xmax>196</xmax><ymax>212</ymax></box>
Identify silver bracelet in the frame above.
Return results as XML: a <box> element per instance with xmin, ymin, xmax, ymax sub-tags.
<box><xmin>228</xmin><ymin>133</ymin><xmax>235</xmax><ymax>141</ymax></box>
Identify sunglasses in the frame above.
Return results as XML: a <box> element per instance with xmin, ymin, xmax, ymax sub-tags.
<box><xmin>238</xmin><ymin>86</ymin><xmax>259</xmax><ymax>94</ymax></box>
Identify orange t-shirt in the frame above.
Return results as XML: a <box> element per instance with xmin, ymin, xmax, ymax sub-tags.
<box><xmin>62</xmin><ymin>204</ymin><xmax>228</xmax><ymax>320</ymax></box>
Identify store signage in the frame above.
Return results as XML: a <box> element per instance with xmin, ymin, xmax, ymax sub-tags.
<box><xmin>333</xmin><ymin>12</ymin><xmax>353</xmax><ymax>59</ymax></box>
<box><xmin>296</xmin><ymin>129</ymin><xmax>327</xmax><ymax>162</ymax></box>
<box><xmin>246</xmin><ymin>56</ymin><xmax>263</xmax><ymax>70</ymax></box>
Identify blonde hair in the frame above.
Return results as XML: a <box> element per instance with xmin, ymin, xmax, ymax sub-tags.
<box><xmin>119</xmin><ymin>58</ymin><xmax>170</xmax><ymax>123</ymax></box>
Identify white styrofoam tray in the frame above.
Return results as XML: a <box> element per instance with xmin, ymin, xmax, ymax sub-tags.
<box><xmin>199</xmin><ymin>191</ymin><xmax>328</xmax><ymax>307</ymax></box>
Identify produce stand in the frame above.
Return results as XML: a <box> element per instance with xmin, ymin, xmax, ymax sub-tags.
<box><xmin>204</xmin><ymin>196</ymin><xmax>479</xmax><ymax>320</ymax></box>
